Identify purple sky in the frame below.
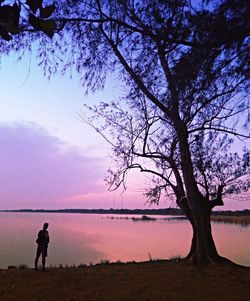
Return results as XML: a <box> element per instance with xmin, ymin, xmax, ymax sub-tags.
<box><xmin>0</xmin><ymin>122</ymin><xmax>155</xmax><ymax>209</ymax></box>
<box><xmin>0</xmin><ymin>123</ymin><xmax>103</xmax><ymax>209</ymax></box>
<box><xmin>0</xmin><ymin>54</ymin><xmax>249</xmax><ymax>211</ymax></box>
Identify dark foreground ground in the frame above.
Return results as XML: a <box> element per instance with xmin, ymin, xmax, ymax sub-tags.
<box><xmin>0</xmin><ymin>261</ymin><xmax>249</xmax><ymax>301</ymax></box>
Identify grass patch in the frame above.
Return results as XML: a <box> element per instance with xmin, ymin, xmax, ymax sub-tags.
<box><xmin>18</xmin><ymin>264</ymin><xmax>28</xmax><ymax>269</ymax></box>
<box><xmin>99</xmin><ymin>259</ymin><xmax>110</xmax><ymax>265</ymax></box>
<box><xmin>77</xmin><ymin>263</ymin><xmax>87</xmax><ymax>268</ymax></box>
<box><xmin>168</xmin><ymin>255</ymin><xmax>183</xmax><ymax>262</ymax></box>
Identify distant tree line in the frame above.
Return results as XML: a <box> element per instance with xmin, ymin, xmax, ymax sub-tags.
<box><xmin>2</xmin><ymin>208</ymin><xmax>250</xmax><ymax>216</ymax></box>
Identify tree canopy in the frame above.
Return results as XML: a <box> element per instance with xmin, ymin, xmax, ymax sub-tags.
<box><xmin>1</xmin><ymin>1</ymin><xmax>249</xmax><ymax>84</ymax></box>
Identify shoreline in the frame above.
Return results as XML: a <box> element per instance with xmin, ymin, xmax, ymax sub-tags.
<box><xmin>1</xmin><ymin>208</ymin><xmax>250</xmax><ymax>216</ymax></box>
<box><xmin>0</xmin><ymin>260</ymin><xmax>249</xmax><ymax>301</ymax></box>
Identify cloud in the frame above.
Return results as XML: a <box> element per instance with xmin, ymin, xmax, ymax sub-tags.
<box><xmin>0</xmin><ymin>123</ymin><xmax>106</xmax><ymax>209</ymax></box>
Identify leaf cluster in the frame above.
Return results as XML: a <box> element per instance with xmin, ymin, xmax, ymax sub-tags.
<box><xmin>0</xmin><ymin>0</ymin><xmax>56</xmax><ymax>41</ymax></box>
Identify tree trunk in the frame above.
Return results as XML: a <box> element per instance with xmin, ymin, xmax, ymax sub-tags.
<box><xmin>173</xmin><ymin>120</ymin><xmax>233</xmax><ymax>265</ymax></box>
<box><xmin>183</xmin><ymin>203</ymin><xmax>238</xmax><ymax>266</ymax></box>
<box><xmin>185</xmin><ymin>210</ymin><xmax>221</xmax><ymax>264</ymax></box>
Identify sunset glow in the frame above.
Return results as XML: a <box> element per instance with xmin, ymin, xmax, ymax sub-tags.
<box><xmin>0</xmin><ymin>54</ymin><xmax>249</xmax><ymax>210</ymax></box>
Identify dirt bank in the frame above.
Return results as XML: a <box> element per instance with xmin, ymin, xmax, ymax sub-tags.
<box><xmin>0</xmin><ymin>261</ymin><xmax>249</xmax><ymax>301</ymax></box>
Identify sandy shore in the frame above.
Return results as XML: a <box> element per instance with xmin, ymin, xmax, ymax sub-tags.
<box><xmin>0</xmin><ymin>261</ymin><xmax>249</xmax><ymax>301</ymax></box>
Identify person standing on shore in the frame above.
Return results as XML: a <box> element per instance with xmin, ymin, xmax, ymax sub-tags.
<box><xmin>34</xmin><ymin>223</ymin><xmax>50</xmax><ymax>271</ymax></box>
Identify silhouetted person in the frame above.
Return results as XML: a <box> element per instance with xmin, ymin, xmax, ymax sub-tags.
<box><xmin>35</xmin><ymin>223</ymin><xmax>49</xmax><ymax>271</ymax></box>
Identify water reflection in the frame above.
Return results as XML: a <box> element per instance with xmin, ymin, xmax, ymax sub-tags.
<box><xmin>0</xmin><ymin>212</ymin><xmax>249</xmax><ymax>268</ymax></box>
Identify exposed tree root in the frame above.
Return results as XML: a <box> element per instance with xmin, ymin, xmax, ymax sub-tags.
<box><xmin>181</xmin><ymin>254</ymin><xmax>250</xmax><ymax>269</ymax></box>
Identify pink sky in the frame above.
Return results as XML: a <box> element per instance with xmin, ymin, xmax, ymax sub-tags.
<box><xmin>0</xmin><ymin>54</ymin><xmax>249</xmax><ymax>211</ymax></box>
<box><xmin>0</xmin><ymin>122</ymin><xmax>162</xmax><ymax>210</ymax></box>
<box><xmin>0</xmin><ymin>122</ymin><xmax>248</xmax><ymax>211</ymax></box>
<box><xmin>0</xmin><ymin>123</ymin><xmax>103</xmax><ymax>209</ymax></box>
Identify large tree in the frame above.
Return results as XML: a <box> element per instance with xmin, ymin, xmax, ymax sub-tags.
<box><xmin>1</xmin><ymin>0</ymin><xmax>250</xmax><ymax>264</ymax></box>
<box><xmin>85</xmin><ymin>94</ymin><xmax>249</xmax><ymax>264</ymax></box>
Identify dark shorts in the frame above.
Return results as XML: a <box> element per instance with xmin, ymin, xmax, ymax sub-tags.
<box><xmin>36</xmin><ymin>244</ymin><xmax>48</xmax><ymax>258</ymax></box>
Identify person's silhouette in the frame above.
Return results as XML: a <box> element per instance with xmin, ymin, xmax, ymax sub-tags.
<box><xmin>34</xmin><ymin>223</ymin><xmax>49</xmax><ymax>271</ymax></box>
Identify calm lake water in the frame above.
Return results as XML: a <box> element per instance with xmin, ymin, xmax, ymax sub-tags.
<box><xmin>0</xmin><ymin>212</ymin><xmax>250</xmax><ymax>268</ymax></box>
